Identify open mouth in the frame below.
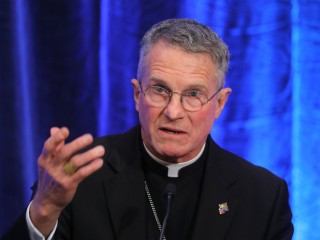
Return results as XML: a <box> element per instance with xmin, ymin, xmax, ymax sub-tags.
<box><xmin>160</xmin><ymin>127</ymin><xmax>185</xmax><ymax>135</ymax></box>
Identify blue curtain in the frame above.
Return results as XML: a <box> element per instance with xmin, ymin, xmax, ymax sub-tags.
<box><xmin>0</xmin><ymin>0</ymin><xmax>319</xmax><ymax>239</ymax></box>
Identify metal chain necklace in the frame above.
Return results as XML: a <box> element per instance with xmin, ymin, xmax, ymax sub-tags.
<box><xmin>144</xmin><ymin>181</ymin><xmax>167</xmax><ymax>240</ymax></box>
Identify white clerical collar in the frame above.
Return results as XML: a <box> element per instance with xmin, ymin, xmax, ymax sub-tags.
<box><xmin>143</xmin><ymin>143</ymin><xmax>206</xmax><ymax>178</ymax></box>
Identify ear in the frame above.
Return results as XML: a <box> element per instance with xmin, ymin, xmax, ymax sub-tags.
<box><xmin>131</xmin><ymin>79</ymin><xmax>141</xmax><ymax>112</ymax></box>
<box><xmin>214</xmin><ymin>87</ymin><xmax>232</xmax><ymax>119</ymax></box>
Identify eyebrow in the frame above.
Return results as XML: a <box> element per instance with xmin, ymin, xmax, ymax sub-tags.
<box><xmin>148</xmin><ymin>77</ymin><xmax>167</xmax><ymax>85</ymax></box>
<box><xmin>148</xmin><ymin>77</ymin><xmax>209</xmax><ymax>92</ymax></box>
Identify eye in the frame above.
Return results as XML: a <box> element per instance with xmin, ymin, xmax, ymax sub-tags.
<box><xmin>185</xmin><ymin>89</ymin><xmax>202</xmax><ymax>97</ymax></box>
<box><xmin>153</xmin><ymin>85</ymin><xmax>168</xmax><ymax>94</ymax></box>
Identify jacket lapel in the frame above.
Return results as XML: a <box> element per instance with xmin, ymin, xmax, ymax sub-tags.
<box><xmin>103</xmin><ymin>170</ymin><xmax>146</xmax><ymax>240</ymax></box>
<box><xmin>191</xmin><ymin>139</ymin><xmax>239</xmax><ymax>240</ymax></box>
<box><xmin>100</xmin><ymin>126</ymin><xmax>147</xmax><ymax>240</ymax></box>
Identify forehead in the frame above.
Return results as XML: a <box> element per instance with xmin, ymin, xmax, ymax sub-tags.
<box><xmin>139</xmin><ymin>41</ymin><xmax>219</xmax><ymax>88</ymax></box>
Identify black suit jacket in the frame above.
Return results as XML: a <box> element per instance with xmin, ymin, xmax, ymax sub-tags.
<box><xmin>2</xmin><ymin>126</ymin><xmax>293</xmax><ymax>239</ymax></box>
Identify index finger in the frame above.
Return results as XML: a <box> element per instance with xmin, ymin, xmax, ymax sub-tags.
<box><xmin>42</xmin><ymin>127</ymin><xmax>70</xmax><ymax>157</ymax></box>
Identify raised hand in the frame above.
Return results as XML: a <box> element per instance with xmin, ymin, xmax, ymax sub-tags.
<box><xmin>29</xmin><ymin>127</ymin><xmax>105</xmax><ymax>237</ymax></box>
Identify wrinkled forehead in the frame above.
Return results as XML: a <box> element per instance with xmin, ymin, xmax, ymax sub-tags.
<box><xmin>138</xmin><ymin>41</ymin><xmax>221</xmax><ymax>85</ymax></box>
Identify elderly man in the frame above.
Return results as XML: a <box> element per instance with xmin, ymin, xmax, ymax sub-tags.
<box><xmin>2</xmin><ymin>18</ymin><xmax>293</xmax><ymax>240</ymax></box>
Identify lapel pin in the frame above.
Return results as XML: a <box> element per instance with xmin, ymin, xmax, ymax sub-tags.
<box><xmin>218</xmin><ymin>202</ymin><xmax>229</xmax><ymax>215</ymax></box>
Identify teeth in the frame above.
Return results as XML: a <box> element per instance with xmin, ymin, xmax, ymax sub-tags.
<box><xmin>162</xmin><ymin>128</ymin><xmax>182</xmax><ymax>134</ymax></box>
<box><xmin>169</xmin><ymin>130</ymin><xmax>179</xmax><ymax>134</ymax></box>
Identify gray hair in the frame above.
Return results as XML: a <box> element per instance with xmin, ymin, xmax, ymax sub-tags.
<box><xmin>137</xmin><ymin>18</ymin><xmax>230</xmax><ymax>87</ymax></box>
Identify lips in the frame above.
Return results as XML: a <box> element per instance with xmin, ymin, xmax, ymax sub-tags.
<box><xmin>159</xmin><ymin>127</ymin><xmax>186</xmax><ymax>134</ymax></box>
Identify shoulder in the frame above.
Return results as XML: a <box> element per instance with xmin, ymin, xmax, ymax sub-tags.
<box><xmin>91</xmin><ymin>125</ymin><xmax>141</xmax><ymax>164</ymax></box>
<box><xmin>207</xmin><ymin>138</ymin><xmax>286</xmax><ymax>190</ymax></box>
<box><xmin>92</xmin><ymin>125</ymin><xmax>141</xmax><ymax>149</ymax></box>
<box><xmin>73</xmin><ymin>125</ymin><xmax>143</xmax><ymax>199</ymax></box>
<box><xmin>206</xmin><ymin>139</ymin><xmax>293</xmax><ymax>238</ymax></box>
<box><xmin>84</xmin><ymin>125</ymin><xmax>142</xmax><ymax>179</ymax></box>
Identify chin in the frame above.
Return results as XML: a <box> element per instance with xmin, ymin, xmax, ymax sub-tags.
<box><xmin>157</xmin><ymin>145</ymin><xmax>189</xmax><ymax>159</ymax></box>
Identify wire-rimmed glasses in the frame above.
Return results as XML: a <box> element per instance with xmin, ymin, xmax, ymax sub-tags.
<box><xmin>139</xmin><ymin>83</ymin><xmax>222</xmax><ymax>112</ymax></box>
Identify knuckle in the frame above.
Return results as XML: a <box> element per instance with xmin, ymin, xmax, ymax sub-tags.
<box><xmin>37</xmin><ymin>156</ymin><xmax>46</xmax><ymax>168</ymax></box>
<box><xmin>59</xmin><ymin>181</ymin><xmax>70</xmax><ymax>190</ymax></box>
<box><xmin>76</xmin><ymin>170</ymin><xmax>86</xmax><ymax>179</ymax></box>
<box><xmin>70</xmin><ymin>155</ymin><xmax>81</xmax><ymax>165</ymax></box>
<box><xmin>43</xmin><ymin>140</ymin><xmax>51</xmax><ymax>152</ymax></box>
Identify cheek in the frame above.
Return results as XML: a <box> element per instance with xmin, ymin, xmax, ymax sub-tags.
<box><xmin>192</xmin><ymin>107</ymin><xmax>216</xmax><ymax>132</ymax></box>
<box><xmin>139</xmin><ymin>105</ymin><xmax>163</xmax><ymax>143</ymax></box>
<box><xmin>138</xmin><ymin>103</ymin><xmax>157</xmax><ymax>126</ymax></box>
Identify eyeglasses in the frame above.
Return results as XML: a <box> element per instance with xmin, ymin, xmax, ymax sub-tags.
<box><xmin>139</xmin><ymin>83</ymin><xmax>222</xmax><ymax>112</ymax></box>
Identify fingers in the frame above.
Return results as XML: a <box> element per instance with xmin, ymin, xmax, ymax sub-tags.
<box><xmin>42</xmin><ymin>127</ymin><xmax>69</xmax><ymax>158</ymax></box>
<box><xmin>39</xmin><ymin>128</ymin><xmax>105</xmax><ymax>177</ymax></box>
<box><xmin>72</xmin><ymin>158</ymin><xmax>104</xmax><ymax>182</ymax></box>
<box><xmin>41</xmin><ymin>128</ymin><xmax>95</xmax><ymax>167</ymax></box>
<box><xmin>61</xmin><ymin>134</ymin><xmax>94</xmax><ymax>161</ymax></box>
<box><xmin>50</xmin><ymin>127</ymin><xmax>61</xmax><ymax>135</ymax></box>
<box><xmin>68</xmin><ymin>145</ymin><xmax>105</xmax><ymax>166</ymax></box>
<box><xmin>65</xmin><ymin>145</ymin><xmax>105</xmax><ymax>176</ymax></box>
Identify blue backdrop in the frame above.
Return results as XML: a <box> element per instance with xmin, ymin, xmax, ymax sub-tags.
<box><xmin>0</xmin><ymin>1</ymin><xmax>319</xmax><ymax>239</ymax></box>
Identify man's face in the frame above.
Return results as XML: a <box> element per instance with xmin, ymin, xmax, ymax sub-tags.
<box><xmin>132</xmin><ymin>41</ymin><xmax>231</xmax><ymax>163</ymax></box>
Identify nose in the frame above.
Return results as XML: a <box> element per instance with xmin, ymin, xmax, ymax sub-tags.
<box><xmin>163</xmin><ymin>92</ymin><xmax>185</xmax><ymax>120</ymax></box>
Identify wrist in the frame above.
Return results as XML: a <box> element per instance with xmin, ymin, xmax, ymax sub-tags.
<box><xmin>29</xmin><ymin>199</ymin><xmax>61</xmax><ymax>237</ymax></box>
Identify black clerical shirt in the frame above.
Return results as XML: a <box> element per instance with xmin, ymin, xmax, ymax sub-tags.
<box><xmin>141</xmin><ymin>142</ymin><xmax>208</xmax><ymax>240</ymax></box>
